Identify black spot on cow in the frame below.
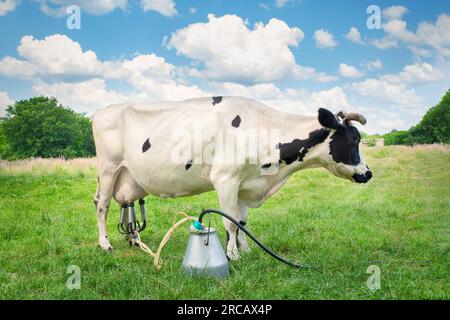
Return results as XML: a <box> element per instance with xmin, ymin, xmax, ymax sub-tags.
<box><xmin>231</xmin><ymin>115</ymin><xmax>241</xmax><ymax>128</ymax></box>
<box><xmin>142</xmin><ymin>138</ymin><xmax>151</xmax><ymax>153</ymax></box>
<box><xmin>278</xmin><ymin>129</ymin><xmax>330</xmax><ymax>165</ymax></box>
<box><xmin>212</xmin><ymin>96</ymin><xmax>222</xmax><ymax>105</ymax></box>
<box><xmin>261</xmin><ymin>163</ymin><xmax>272</xmax><ymax>169</ymax></box>
<box><xmin>185</xmin><ymin>159</ymin><xmax>193</xmax><ymax>170</ymax></box>
<box><xmin>329</xmin><ymin>125</ymin><xmax>362</xmax><ymax>165</ymax></box>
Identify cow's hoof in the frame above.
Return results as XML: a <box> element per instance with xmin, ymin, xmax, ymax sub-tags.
<box><xmin>226</xmin><ymin>250</ymin><xmax>241</xmax><ymax>261</ymax></box>
<box><xmin>99</xmin><ymin>239</ymin><xmax>113</xmax><ymax>252</ymax></box>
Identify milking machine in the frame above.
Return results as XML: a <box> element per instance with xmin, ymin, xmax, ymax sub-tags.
<box><xmin>118</xmin><ymin>200</ymin><xmax>147</xmax><ymax>240</ymax></box>
<box><xmin>117</xmin><ymin>202</ymin><xmax>314</xmax><ymax>278</ymax></box>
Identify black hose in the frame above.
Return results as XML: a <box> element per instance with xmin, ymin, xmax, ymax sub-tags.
<box><xmin>198</xmin><ymin>209</ymin><xmax>316</xmax><ymax>269</ymax></box>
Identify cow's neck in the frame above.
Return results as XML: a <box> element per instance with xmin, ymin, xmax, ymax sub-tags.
<box><xmin>274</xmin><ymin>114</ymin><xmax>331</xmax><ymax>178</ymax></box>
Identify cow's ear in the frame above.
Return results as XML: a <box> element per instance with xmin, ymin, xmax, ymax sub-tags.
<box><xmin>318</xmin><ymin>108</ymin><xmax>339</xmax><ymax>129</ymax></box>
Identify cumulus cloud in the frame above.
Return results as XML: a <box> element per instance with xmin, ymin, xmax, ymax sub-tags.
<box><xmin>33</xmin><ymin>79</ymin><xmax>130</xmax><ymax>113</ymax></box>
<box><xmin>313</xmin><ymin>29</ymin><xmax>338</xmax><ymax>48</ymax></box>
<box><xmin>293</xmin><ymin>65</ymin><xmax>338</xmax><ymax>82</ymax></box>
<box><xmin>372</xmin><ymin>13</ymin><xmax>450</xmax><ymax>57</ymax></box>
<box><xmin>0</xmin><ymin>34</ymin><xmax>103</xmax><ymax>79</ymax></box>
<box><xmin>382</xmin><ymin>5</ymin><xmax>408</xmax><ymax>21</ymax></box>
<box><xmin>345</xmin><ymin>27</ymin><xmax>363</xmax><ymax>44</ymax></box>
<box><xmin>351</xmin><ymin>78</ymin><xmax>422</xmax><ymax>107</ymax></box>
<box><xmin>0</xmin><ymin>34</ymin><xmax>208</xmax><ymax>113</ymax></box>
<box><xmin>141</xmin><ymin>0</ymin><xmax>177</xmax><ymax>17</ymax></box>
<box><xmin>351</xmin><ymin>62</ymin><xmax>445</xmax><ymax>110</ymax></box>
<box><xmin>36</xmin><ymin>0</ymin><xmax>127</xmax><ymax>16</ymax></box>
<box><xmin>0</xmin><ymin>0</ymin><xmax>20</xmax><ymax>16</ymax></box>
<box><xmin>0</xmin><ymin>91</ymin><xmax>14</xmax><ymax>116</ymax></box>
<box><xmin>381</xmin><ymin>62</ymin><xmax>444</xmax><ymax>85</ymax></box>
<box><xmin>338</xmin><ymin>63</ymin><xmax>363</xmax><ymax>78</ymax></box>
<box><xmin>365</xmin><ymin>58</ymin><xmax>383</xmax><ymax>71</ymax></box>
<box><xmin>167</xmin><ymin>14</ymin><xmax>307</xmax><ymax>83</ymax></box>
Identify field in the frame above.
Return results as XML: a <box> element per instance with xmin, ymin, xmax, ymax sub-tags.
<box><xmin>0</xmin><ymin>145</ymin><xmax>449</xmax><ymax>299</ymax></box>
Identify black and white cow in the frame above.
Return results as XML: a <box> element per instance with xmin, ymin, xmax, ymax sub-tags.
<box><xmin>92</xmin><ymin>96</ymin><xmax>372</xmax><ymax>259</ymax></box>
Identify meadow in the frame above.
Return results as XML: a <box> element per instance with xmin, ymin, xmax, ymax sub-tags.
<box><xmin>0</xmin><ymin>145</ymin><xmax>449</xmax><ymax>299</ymax></box>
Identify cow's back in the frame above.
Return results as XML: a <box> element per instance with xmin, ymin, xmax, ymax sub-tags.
<box><xmin>93</xmin><ymin>97</ymin><xmax>289</xmax><ymax>197</ymax></box>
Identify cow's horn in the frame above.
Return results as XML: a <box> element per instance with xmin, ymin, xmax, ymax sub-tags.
<box><xmin>345</xmin><ymin>113</ymin><xmax>367</xmax><ymax>125</ymax></box>
<box><xmin>336</xmin><ymin>111</ymin><xmax>347</xmax><ymax>120</ymax></box>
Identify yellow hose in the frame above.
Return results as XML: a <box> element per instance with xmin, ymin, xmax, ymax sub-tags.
<box><xmin>131</xmin><ymin>211</ymin><xmax>197</xmax><ymax>271</ymax></box>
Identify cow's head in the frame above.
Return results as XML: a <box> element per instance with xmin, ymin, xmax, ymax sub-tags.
<box><xmin>318</xmin><ymin>108</ymin><xmax>372</xmax><ymax>183</ymax></box>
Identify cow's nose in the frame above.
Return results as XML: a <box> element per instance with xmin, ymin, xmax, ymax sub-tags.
<box><xmin>352</xmin><ymin>171</ymin><xmax>372</xmax><ymax>183</ymax></box>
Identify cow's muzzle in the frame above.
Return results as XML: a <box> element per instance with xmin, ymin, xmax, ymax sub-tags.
<box><xmin>352</xmin><ymin>171</ymin><xmax>372</xmax><ymax>183</ymax></box>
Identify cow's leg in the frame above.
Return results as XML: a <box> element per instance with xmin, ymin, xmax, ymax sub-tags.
<box><xmin>214</xmin><ymin>181</ymin><xmax>240</xmax><ymax>260</ymax></box>
<box><xmin>93</xmin><ymin>176</ymin><xmax>100</xmax><ymax>209</ymax></box>
<box><xmin>96</xmin><ymin>168</ymin><xmax>120</xmax><ymax>251</ymax></box>
<box><xmin>236</xmin><ymin>201</ymin><xmax>250</xmax><ymax>253</ymax></box>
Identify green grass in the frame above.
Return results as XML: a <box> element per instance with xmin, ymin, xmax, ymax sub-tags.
<box><xmin>0</xmin><ymin>146</ymin><xmax>449</xmax><ymax>299</ymax></box>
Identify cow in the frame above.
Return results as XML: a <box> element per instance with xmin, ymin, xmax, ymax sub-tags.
<box><xmin>92</xmin><ymin>96</ymin><xmax>372</xmax><ymax>260</ymax></box>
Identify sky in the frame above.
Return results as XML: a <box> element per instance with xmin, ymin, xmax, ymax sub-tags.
<box><xmin>0</xmin><ymin>0</ymin><xmax>449</xmax><ymax>134</ymax></box>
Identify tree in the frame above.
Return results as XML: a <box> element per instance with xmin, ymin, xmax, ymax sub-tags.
<box><xmin>383</xmin><ymin>89</ymin><xmax>450</xmax><ymax>145</ymax></box>
<box><xmin>409</xmin><ymin>89</ymin><xmax>450</xmax><ymax>144</ymax></box>
<box><xmin>1</xmin><ymin>96</ymin><xmax>95</xmax><ymax>159</ymax></box>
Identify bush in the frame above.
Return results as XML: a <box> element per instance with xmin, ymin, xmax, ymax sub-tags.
<box><xmin>384</xmin><ymin>130</ymin><xmax>411</xmax><ymax>146</ymax></box>
<box><xmin>1</xmin><ymin>97</ymin><xmax>95</xmax><ymax>160</ymax></box>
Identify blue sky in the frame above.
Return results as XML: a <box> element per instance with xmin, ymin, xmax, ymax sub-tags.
<box><xmin>0</xmin><ymin>0</ymin><xmax>449</xmax><ymax>133</ymax></box>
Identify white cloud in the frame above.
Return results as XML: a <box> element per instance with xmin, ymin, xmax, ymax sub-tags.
<box><xmin>0</xmin><ymin>91</ymin><xmax>14</xmax><ymax>117</ymax></box>
<box><xmin>365</xmin><ymin>58</ymin><xmax>383</xmax><ymax>71</ymax></box>
<box><xmin>189</xmin><ymin>7</ymin><xmax>196</xmax><ymax>14</ymax></box>
<box><xmin>0</xmin><ymin>34</ymin><xmax>208</xmax><ymax>113</ymax></box>
<box><xmin>381</xmin><ymin>62</ymin><xmax>443</xmax><ymax>85</ymax></box>
<box><xmin>33</xmin><ymin>79</ymin><xmax>130</xmax><ymax>113</ymax></box>
<box><xmin>372</xmin><ymin>37</ymin><xmax>398</xmax><ymax>49</ymax></box>
<box><xmin>141</xmin><ymin>0</ymin><xmax>177</xmax><ymax>17</ymax></box>
<box><xmin>407</xmin><ymin>46</ymin><xmax>432</xmax><ymax>57</ymax></box>
<box><xmin>351</xmin><ymin>78</ymin><xmax>422</xmax><ymax>107</ymax></box>
<box><xmin>293</xmin><ymin>65</ymin><xmax>338</xmax><ymax>82</ymax></box>
<box><xmin>372</xmin><ymin>14</ymin><xmax>450</xmax><ymax>57</ymax></box>
<box><xmin>0</xmin><ymin>0</ymin><xmax>20</xmax><ymax>16</ymax></box>
<box><xmin>36</xmin><ymin>0</ymin><xmax>127</xmax><ymax>16</ymax></box>
<box><xmin>275</xmin><ymin>0</ymin><xmax>288</xmax><ymax>8</ymax></box>
<box><xmin>0</xmin><ymin>34</ymin><xmax>103</xmax><ymax>79</ymax></box>
<box><xmin>338</xmin><ymin>63</ymin><xmax>363</xmax><ymax>78</ymax></box>
<box><xmin>382</xmin><ymin>5</ymin><xmax>408</xmax><ymax>21</ymax></box>
<box><xmin>351</xmin><ymin>61</ymin><xmax>445</xmax><ymax>110</ymax></box>
<box><xmin>0</xmin><ymin>56</ymin><xmax>36</xmax><ymax>79</ymax></box>
<box><xmin>345</xmin><ymin>27</ymin><xmax>363</xmax><ymax>44</ymax></box>
<box><xmin>313</xmin><ymin>29</ymin><xmax>338</xmax><ymax>48</ymax></box>
<box><xmin>167</xmin><ymin>14</ymin><xmax>306</xmax><ymax>83</ymax></box>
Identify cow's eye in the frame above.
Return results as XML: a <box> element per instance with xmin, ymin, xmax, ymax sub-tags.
<box><xmin>353</xmin><ymin>137</ymin><xmax>360</xmax><ymax>143</ymax></box>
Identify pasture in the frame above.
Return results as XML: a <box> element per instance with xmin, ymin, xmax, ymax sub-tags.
<box><xmin>0</xmin><ymin>145</ymin><xmax>449</xmax><ymax>299</ymax></box>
